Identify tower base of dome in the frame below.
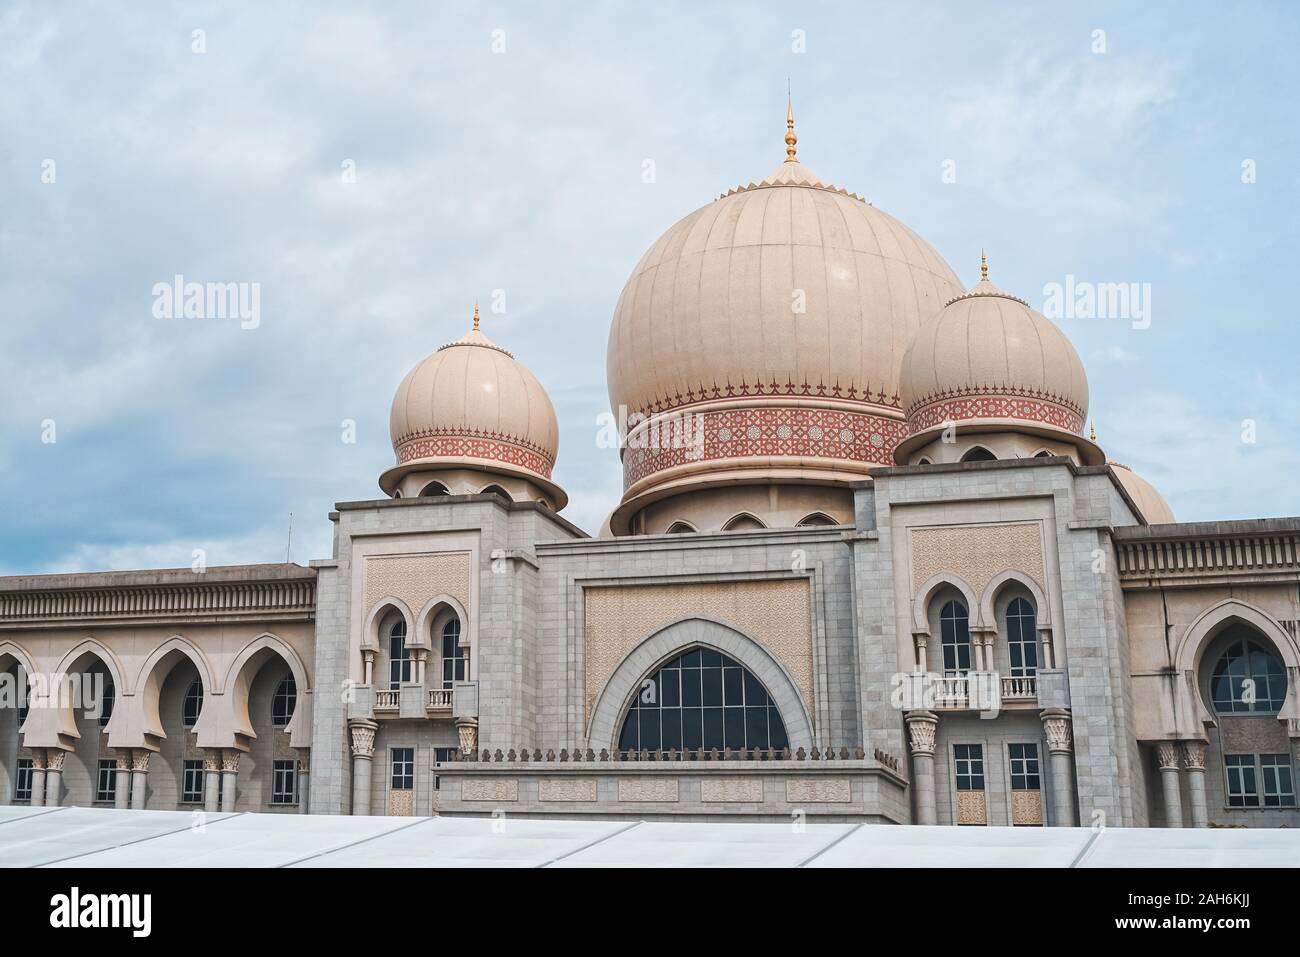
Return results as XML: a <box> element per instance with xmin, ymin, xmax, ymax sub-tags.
<box><xmin>611</xmin><ymin>476</ymin><xmax>860</xmax><ymax>536</ymax></box>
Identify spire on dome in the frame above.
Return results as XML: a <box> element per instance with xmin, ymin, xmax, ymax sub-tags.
<box><xmin>472</xmin><ymin>302</ymin><xmax>480</xmax><ymax>332</ymax></box>
<box><xmin>1089</xmin><ymin>421</ymin><xmax>1097</xmax><ymax>442</ymax></box>
<box><xmin>980</xmin><ymin>249</ymin><xmax>988</xmax><ymax>282</ymax></box>
<box><xmin>784</xmin><ymin>93</ymin><xmax>798</xmax><ymax>162</ymax></box>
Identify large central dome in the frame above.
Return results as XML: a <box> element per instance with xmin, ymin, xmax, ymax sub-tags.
<box><xmin>605</xmin><ymin>107</ymin><xmax>962</xmax><ymax>534</ymax></box>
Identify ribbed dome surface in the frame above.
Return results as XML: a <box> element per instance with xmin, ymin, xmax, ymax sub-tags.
<box><xmin>1110</xmin><ymin>460</ymin><xmax>1175</xmax><ymax>524</ymax></box>
<box><xmin>898</xmin><ymin>278</ymin><xmax>1089</xmax><ymax>421</ymax></box>
<box><xmin>389</xmin><ymin>325</ymin><xmax>559</xmax><ymax>479</ymax></box>
<box><xmin>606</xmin><ymin>158</ymin><xmax>963</xmax><ymax>418</ymax></box>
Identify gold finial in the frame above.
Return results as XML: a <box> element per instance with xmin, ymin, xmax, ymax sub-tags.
<box><xmin>784</xmin><ymin>92</ymin><xmax>798</xmax><ymax>162</ymax></box>
<box><xmin>472</xmin><ymin>302</ymin><xmax>480</xmax><ymax>332</ymax></box>
<box><xmin>1089</xmin><ymin>420</ymin><xmax>1097</xmax><ymax>442</ymax></box>
<box><xmin>980</xmin><ymin>249</ymin><xmax>988</xmax><ymax>282</ymax></box>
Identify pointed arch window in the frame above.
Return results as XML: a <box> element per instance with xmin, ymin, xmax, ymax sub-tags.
<box><xmin>618</xmin><ymin>647</ymin><xmax>789</xmax><ymax>754</ymax></box>
<box><xmin>1005</xmin><ymin>597</ymin><xmax>1038</xmax><ymax>677</ymax></box>
<box><xmin>1211</xmin><ymin>638</ymin><xmax>1287</xmax><ymax>714</ymax></box>
<box><xmin>272</xmin><ymin>676</ymin><xmax>297</xmax><ymax>727</ymax></box>
<box><xmin>441</xmin><ymin>618</ymin><xmax>465</xmax><ymax>688</ymax></box>
<box><xmin>182</xmin><ymin>680</ymin><xmax>204</xmax><ymax>729</ymax></box>
<box><xmin>940</xmin><ymin>600</ymin><xmax>972</xmax><ymax>676</ymax></box>
<box><xmin>388</xmin><ymin>616</ymin><xmax>411</xmax><ymax>688</ymax></box>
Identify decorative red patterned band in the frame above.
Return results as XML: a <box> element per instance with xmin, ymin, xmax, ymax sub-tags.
<box><xmin>622</xmin><ymin>406</ymin><xmax>908</xmax><ymax>490</ymax></box>
<box><xmin>906</xmin><ymin>395</ymin><xmax>1084</xmax><ymax>436</ymax></box>
<box><xmin>396</xmin><ymin>434</ymin><xmax>554</xmax><ymax>479</ymax></box>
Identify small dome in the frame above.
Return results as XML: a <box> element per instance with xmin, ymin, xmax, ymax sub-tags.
<box><xmin>896</xmin><ymin>256</ymin><xmax>1100</xmax><ymax>464</ymax></box>
<box><xmin>382</xmin><ymin>307</ymin><xmax>564</xmax><ymax>505</ymax></box>
<box><xmin>1109</xmin><ymin>460</ymin><xmax>1175</xmax><ymax>524</ymax></box>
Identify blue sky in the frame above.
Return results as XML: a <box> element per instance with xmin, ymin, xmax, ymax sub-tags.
<box><xmin>2</xmin><ymin>1</ymin><xmax>1298</xmax><ymax>573</ymax></box>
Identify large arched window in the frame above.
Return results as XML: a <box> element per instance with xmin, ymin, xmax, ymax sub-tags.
<box><xmin>1211</xmin><ymin>637</ymin><xmax>1287</xmax><ymax>714</ymax></box>
<box><xmin>272</xmin><ymin>676</ymin><xmax>297</xmax><ymax>728</ymax></box>
<box><xmin>961</xmin><ymin>447</ymin><xmax>997</xmax><ymax>463</ymax></box>
<box><xmin>419</xmin><ymin>481</ymin><xmax>450</xmax><ymax>497</ymax></box>
<box><xmin>182</xmin><ymin>680</ymin><xmax>204</xmax><ymax>729</ymax></box>
<box><xmin>441</xmin><ymin>618</ymin><xmax>465</xmax><ymax>688</ymax></box>
<box><xmin>387</xmin><ymin>615</ymin><xmax>411</xmax><ymax>688</ymax></box>
<box><xmin>1005</xmin><ymin>597</ymin><xmax>1038</xmax><ymax>677</ymax></box>
<box><xmin>940</xmin><ymin>600</ymin><xmax>971</xmax><ymax>676</ymax></box>
<box><xmin>796</xmin><ymin>512</ymin><xmax>838</xmax><ymax>527</ymax></box>
<box><xmin>618</xmin><ymin>647</ymin><xmax>789</xmax><ymax>754</ymax></box>
<box><xmin>721</xmin><ymin>513</ymin><xmax>766</xmax><ymax>532</ymax></box>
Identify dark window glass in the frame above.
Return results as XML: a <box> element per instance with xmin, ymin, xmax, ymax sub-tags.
<box><xmin>272</xmin><ymin>676</ymin><xmax>296</xmax><ymax>728</ymax></box>
<box><xmin>1009</xmin><ymin>743</ymin><xmax>1040</xmax><ymax>790</ymax></box>
<box><xmin>97</xmin><ymin>676</ymin><xmax>115</xmax><ymax>728</ymax></box>
<box><xmin>388</xmin><ymin>616</ymin><xmax>411</xmax><ymax>688</ymax></box>
<box><xmin>940</xmin><ymin>601</ymin><xmax>972</xmax><ymax>675</ymax></box>
<box><xmin>618</xmin><ymin>647</ymin><xmax>789</xmax><ymax>754</ymax></box>
<box><xmin>95</xmin><ymin>759</ymin><xmax>117</xmax><ymax>803</ymax></box>
<box><xmin>14</xmin><ymin>759</ymin><xmax>33</xmax><ymax>801</ymax></box>
<box><xmin>1005</xmin><ymin>598</ymin><xmax>1038</xmax><ymax>677</ymax></box>
<box><xmin>1261</xmin><ymin>754</ymin><xmax>1297</xmax><ymax>807</ymax></box>
<box><xmin>954</xmin><ymin>744</ymin><xmax>985</xmax><ymax>790</ymax></box>
<box><xmin>182</xmin><ymin>680</ymin><xmax>204</xmax><ymax>729</ymax></box>
<box><xmin>391</xmin><ymin>748</ymin><xmax>414</xmax><ymax>790</ymax></box>
<box><xmin>1210</xmin><ymin>638</ymin><xmax>1287</xmax><ymax>714</ymax></box>
<box><xmin>1224</xmin><ymin>754</ymin><xmax>1258</xmax><ymax>807</ymax></box>
<box><xmin>961</xmin><ymin>447</ymin><xmax>996</xmax><ymax>462</ymax></box>
<box><xmin>181</xmin><ymin>759</ymin><xmax>204</xmax><ymax>803</ymax></box>
<box><xmin>272</xmin><ymin>760</ymin><xmax>298</xmax><ymax>805</ymax></box>
<box><xmin>441</xmin><ymin>618</ymin><xmax>465</xmax><ymax>688</ymax></box>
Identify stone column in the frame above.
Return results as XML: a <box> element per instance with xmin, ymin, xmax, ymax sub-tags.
<box><xmin>1041</xmin><ymin>708</ymin><xmax>1077</xmax><ymax>827</ymax></box>
<box><xmin>361</xmin><ymin>650</ymin><xmax>375</xmax><ymax>687</ymax></box>
<box><xmin>1038</xmin><ymin>626</ymin><xmax>1054</xmax><ymax>669</ymax></box>
<box><xmin>912</xmin><ymin>631</ymin><xmax>929</xmax><ymax>673</ymax></box>
<box><xmin>1156</xmin><ymin>742</ymin><xmax>1184</xmax><ymax>828</ymax></box>
<box><xmin>43</xmin><ymin>749</ymin><xmax>66</xmax><ymax>807</ymax></box>
<box><xmin>220</xmin><ymin>751</ymin><xmax>241</xmax><ymax>811</ymax></box>
<box><xmin>296</xmin><ymin>749</ymin><xmax>310</xmax><ymax>815</ymax></box>
<box><xmin>1181</xmin><ymin>740</ymin><xmax>1208</xmax><ymax>829</ymax></box>
<box><xmin>129</xmin><ymin>750</ymin><xmax>151</xmax><ymax>809</ymax></box>
<box><xmin>114</xmin><ymin>751</ymin><xmax>131</xmax><ymax>809</ymax></box>
<box><xmin>905</xmin><ymin>710</ymin><xmax>939</xmax><ymax>825</ymax></box>
<box><xmin>202</xmin><ymin>750</ymin><xmax>221</xmax><ymax>813</ymax></box>
<box><xmin>456</xmin><ymin>717</ymin><xmax>479</xmax><ymax>756</ymax></box>
<box><xmin>349</xmin><ymin>720</ymin><xmax>378</xmax><ymax>815</ymax></box>
<box><xmin>29</xmin><ymin>750</ymin><xmax>47</xmax><ymax>807</ymax></box>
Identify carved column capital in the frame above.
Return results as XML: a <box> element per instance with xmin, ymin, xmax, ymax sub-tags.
<box><xmin>905</xmin><ymin>710</ymin><xmax>938</xmax><ymax>757</ymax></box>
<box><xmin>115</xmin><ymin>750</ymin><xmax>133</xmax><ymax>772</ymax></box>
<box><xmin>1041</xmin><ymin>708</ymin><xmax>1074</xmax><ymax>754</ymax></box>
<box><xmin>1180</xmin><ymin>740</ymin><xmax>1207</xmax><ymax>771</ymax></box>
<box><xmin>30</xmin><ymin>749</ymin><xmax>48</xmax><ymax>772</ymax></box>
<box><xmin>131</xmin><ymin>750</ymin><xmax>153</xmax><ymax>773</ymax></box>
<box><xmin>202</xmin><ymin>750</ymin><xmax>222</xmax><ymax>772</ymax></box>
<box><xmin>349</xmin><ymin>719</ymin><xmax>378</xmax><ymax>758</ymax></box>
<box><xmin>1156</xmin><ymin>741</ymin><xmax>1182</xmax><ymax>770</ymax></box>
<box><xmin>46</xmin><ymin>749</ymin><xmax>67</xmax><ymax>772</ymax></box>
<box><xmin>455</xmin><ymin>717</ymin><xmax>479</xmax><ymax>756</ymax></box>
<box><xmin>296</xmin><ymin>748</ymin><xmax>311</xmax><ymax>775</ymax></box>
<box><xmin>220</xmin><ymin>750</ymin><xmax>241</xmax><ymax>774</ymax></box>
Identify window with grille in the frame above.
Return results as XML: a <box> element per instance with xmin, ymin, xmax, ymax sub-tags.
<box><xmin>95</xmin><ymin>758</ymin><xmax>117</xmax><ymax>803</ymax></box>
<box><xmin>1009</xmin><ymin>743</ymin><xmax>1040</xmax><ymax>790</ymax></box>
<box><xmin>391</xmin><ymin>748</ymin><xmax>414</xmax><ymax>790</ymax></box>
<box><xmin>181</xmin><ymin>759</ymin><xmax>204</xmax><ymax>803</ymax></box>
<box><xmin>272</xmin><ymin>759</ymin><xmax>298</xmax><ymax>805</ymax></box>
<box><xmin>954</xmin><ymin>744</ymin><xmax>985</xmax><ymax>790</ymax></box>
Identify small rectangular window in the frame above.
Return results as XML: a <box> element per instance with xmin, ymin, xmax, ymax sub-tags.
<box><xmin>271</xmin><ymin>759</ymin><xmax>298</xmax><ymax>806</ymax></box>
<box><xmin>14</xmin><ymin>758</ymin><xmax>33</xmax><ymax>801</ymax></box>
<box><xmin>1009</xmin><ymin>743</ymin><xmax>1041</xmax><ymax>790</ymax></box>
<box><xmin>95</xmin><ymin>758</ymin><xmax>117</xmax><ymax>803</ymax></box>
<box><xmin>954</xmin><ymin>744</ymin><xmax>985</xmax><ymax>791</ymax></box>
<box><xmin>181</xmin><ymin>759</ymin><xmax>205</xmax><ymax>804</ymax></box>
<box><xmin>391</xmin><ymin>747</ymin><xmax>414</xmax><ymax>790</ymax></box>
<box><xmin>1260</xmin><ymin>754</ymin><xmax>1296</xmax><ymax>808</ymax></box>
<box><xmin>1224</xmin><ymin>754</ymin><xmax>1258</xmax><ymax>807</ymax></box>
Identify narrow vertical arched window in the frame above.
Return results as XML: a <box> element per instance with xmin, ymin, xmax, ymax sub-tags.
<box><xmin>388</xmin><ymin>616</ymin><xmax>411</xmax><ymax>688</ymax></box>
<box><xmin>182</xmin><ymin>680</ymin><xmax>204</xmax><ymax>729</ymax></box>
<box><xmin>940</xmin><ymin>600</ymin><xmax>971</xmax><ymax>676</ymax></box>
<box><xmin>441</xmin><ymin>618</ymin><xmax>465</xmax><ymax>688</ymax></box>
<box><xmin>98</xmin><ymin>675</ymin><xmax>115</xmax><ymax>728</ymax></box>
<box><xmin>272</xmin><ymin>676</ymin><xmax>297</xmax><ymax>727</ymax></box>
<box><xmin>1005</xmin><ymin>597</ymin><xmax>1038</xmax><ymax>677</ymax></box>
